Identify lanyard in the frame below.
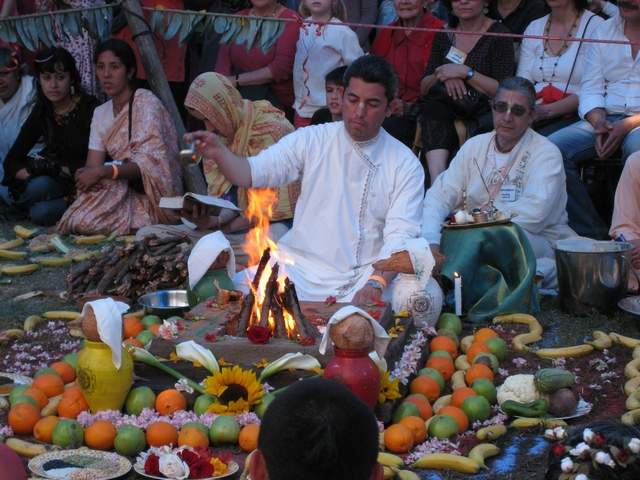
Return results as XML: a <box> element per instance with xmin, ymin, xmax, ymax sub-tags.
<box><xmin>481</xmin><ymin>131</ymin><xmax>530</xmax><ymax>204</ymax></box>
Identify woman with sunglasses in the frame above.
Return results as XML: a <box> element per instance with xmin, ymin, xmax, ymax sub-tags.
<box><xmin>422</xmin><ymin>77</ymin><xmax>575</xmax><ymax>293</ymax></box>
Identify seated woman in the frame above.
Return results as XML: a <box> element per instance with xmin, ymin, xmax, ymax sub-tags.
<box><xmin>419</xmin><ymin>0</ymin><xmax>515</xmax><ymax>184</ymax></box>
<box><xmin>422</xmin><ymin>77</ymin><xmax>575</xmax><ymax>320</ymax></box>
<box><xmin>0</xmin><ymin>45</ymin><xmax>37</xmax><ymax>205</ymax></box>
<box><xmin>487</xmin><ymin>0</ymin><xmax>549</xmax><ymax>47</ymax></box>
<box><xmin>137</xmin><ymin>72</ymin><xmax>298</xmax><ymax>268</ymax></box>
<box><xmin>2</xmin><ymin>47</ymin><xmax>99</xmax><ymax>225</ymax></box>
<box><xmin>57</xmin><ymin>39</ymin><xmax>182</xmax><ymax>235</ymax></box>
<box><xmin>517</xmin><ymin>0</ymin><xmax>603</xmax><ymax>136</ymax></box>
<box><xmin>371</xmin><ymin>0</ymin><xmax>444</xmax><ymax>147</ymax></box>
<box><xmin>214</xmin><ymin>0</ymin><xmax>300</xmax><ymax>116</ymax></box>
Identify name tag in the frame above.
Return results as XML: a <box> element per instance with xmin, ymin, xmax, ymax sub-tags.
<box><xmin>500</xmin><ymin>185</ymin><xmax>517</xmax><ymax>202</ymax></box>
<box><xmin>445</xmin><ymin>46</ymin><xmax>467</xmax><ymax>65</ymax></box>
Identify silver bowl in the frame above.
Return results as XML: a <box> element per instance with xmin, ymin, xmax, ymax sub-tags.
<box><xmin>138</xmin><ymin>290</ymin><xmax>190</xmax><ymax>318</ymax></box>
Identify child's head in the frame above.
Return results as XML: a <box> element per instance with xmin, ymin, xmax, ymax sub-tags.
<box><xmin>300</xmin><ymin>0</ymin><xmax>347</xmax><ymax>21</ymax></box>
<box><xmin>325</xmin><ymin>66</ymin><xmax>347</xmax><ymax>118</ymax></box>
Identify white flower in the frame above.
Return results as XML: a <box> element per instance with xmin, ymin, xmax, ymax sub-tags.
<box><xmin>583</xmin><ymin>428</ymin><xmax>594</xmax><ymax>443</ymax></box>
<box><xmin>158</xmin><ymin>320</ymin><xmax>179</xmax><ymax>340</ymax></box>
<box><xmin>575</xmin><ymin>474</ymin><xmax>589</xmax><ymax>480</ymax></box>
<box><xmin>176</xmin><ymin>340</ymin><xmax>219</xmax><ymax>374</ymax></box>
<box><xmin>553</xmin><ymin>427</ymin><xmax>567</xmax><ymax>440</ymax></box>
<box><xmin>174</xmin><ymin>378</ymin><xmax>194</xmax><ymax>394</ymax></box>
<box><xmin>569</xmin><ymin>442</ymin><xmax>591</xmax><ymax>458</ymax></box>
<box><xmin>544</xmin><ymin>429</ymin><xmax>555</xmax><ymax>440</ymax></box>
<box><xmin>258</xmin><ymin>353</ymin><xmax>321</xmax><ymax>382</ymax></box>
<box><xmin>560</xmin><ymin>457</ymin><xmax>574</xmax><ymax>473</ymax></box>
<box><xmin>159</xmin><ymin>453</ymin><xmax>190</xmax><ymax>479</ymax></box>
<box><xmin>594</xmin><ymin>451</ymin><xmax>615</xmax><ymax>468</ymax></box>
<box><xmin>628</xmin><ymin>437</ymin><xmax>640</xmax><ymax>454</ymax></box>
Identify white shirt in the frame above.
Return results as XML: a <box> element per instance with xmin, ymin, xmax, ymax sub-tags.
<box><xmin>579</xmin><ymin>14</ymin><xmax>640</xmax><ymax>118</ymax></box>
<box><xmin>422</xmin><ymin>129</ymin><xmax>574</xmax><ymax>248</ymax></box>
<box><xmin>517</xmin><ymin>11</ymin><xmax>603</xmax><ymax>95</ymax></box>
<box><xmin>88</xmin><ymin>100</ymin><xmax>116</xmax><ymax>152</ymax></box>
<box><xmin>293</xmin><ymin>18</ymin><xmax>364</xmax><ymax>118</ymax></box>
<box><xmin>246</xmin><ymin>122</ymin><xmax>425</xmax><ymax>301</ymax></box>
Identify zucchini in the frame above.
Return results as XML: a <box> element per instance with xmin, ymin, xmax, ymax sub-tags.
<box><xmin>501</xmin><ymin>399</ymin><xmax>548</xmax><ymax>418</ymax></box>
<box><xmin>534</xmin><ymin>368</ymin><xmax>575</xmax><ymax>393</ymax></box>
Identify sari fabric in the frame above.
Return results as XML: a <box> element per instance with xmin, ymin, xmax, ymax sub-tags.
<box><xmin>184</xmin><ymin>72</ymin><xmax>297</xmax><ymax>221</ymax></box>
<box><xmin>57</xmin><ymin>89</ymin><xmax>182</xmax><ymax>234</ymax></box>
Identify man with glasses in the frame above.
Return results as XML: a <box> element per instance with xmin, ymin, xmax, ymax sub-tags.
<box><xmin>422</xmin><ymin>77</ymin><xmax>574</xmax><ymax>313</ymax></box>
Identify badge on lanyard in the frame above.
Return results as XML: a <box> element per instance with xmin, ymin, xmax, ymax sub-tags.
<box><xmin>499</xmin><ymin>184</ymin><xmax>517</xmax><ymax>202</ymax></box>
<box><xmin>445</xmin><ymin>46</ymin><xmax>467</xmax><ymax>65</ymax></box>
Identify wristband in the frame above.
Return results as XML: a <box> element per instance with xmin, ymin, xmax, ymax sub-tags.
<box><xmin>111</xmin><ymin>164</ymin><xmax>119</xmax><ymax>180</ymax></box>
<box><xmin>368</xmin><ymin>274</ymin><xmax>388</xmax><ymax>289</ymax></box>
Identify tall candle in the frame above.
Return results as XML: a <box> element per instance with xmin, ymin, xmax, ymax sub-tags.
<box><xmin>454</xmin><ymin>272</ymin><xmax>462</xmax><ymax>316</ymax></box>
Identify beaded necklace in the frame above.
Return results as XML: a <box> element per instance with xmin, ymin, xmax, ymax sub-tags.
<box><xmin>539</xmin><ymin>13</ymin><xmax>580</xmax><ymax>85</ymax></box>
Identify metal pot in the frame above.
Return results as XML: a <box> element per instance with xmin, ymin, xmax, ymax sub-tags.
<box><xmin>555</xmin><ymin>239</ymin><xmax>633</xmax><ymax>314</ymax></box>
<box><xmin>138</xmin><ymin>290</ymin><xmax>190</xmax><ymax>318</ymax></box>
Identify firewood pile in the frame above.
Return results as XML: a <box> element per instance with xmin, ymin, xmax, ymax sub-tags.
<box><xmin>67</xmin><ymin>235</ymin><xmax>191</xmax><ymax>300</ymax></box>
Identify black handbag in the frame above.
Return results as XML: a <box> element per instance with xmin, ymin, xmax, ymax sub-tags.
<box><xmin>427</xmin><ymin>81</ymin><xmax>490</xmax><ymax>119</ymax></box>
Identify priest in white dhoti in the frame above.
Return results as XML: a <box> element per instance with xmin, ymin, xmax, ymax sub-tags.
<box><xmin>423</xmin><ymin>77</ymin><xmax>575</xmax><ymax>299</ymax></box>
<box><xmin>186</xmin><ymin>56</ymin><xmax>442</xmax><ymax>325</ymax></box>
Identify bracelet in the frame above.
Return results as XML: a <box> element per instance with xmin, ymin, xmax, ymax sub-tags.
<box><xmin>368</xmin><ymin>274</ymin><xmax>388</xmax><ymax>289</ymax></box>
<box><xmin>111</xmin><ymin>164</ymin><xmax>119</xmax><ymax>180</ymax></box>
<box><xmin>235</xmin><ymin>74</ymin><xmax>240</xmax><ymax>87</ymax></box>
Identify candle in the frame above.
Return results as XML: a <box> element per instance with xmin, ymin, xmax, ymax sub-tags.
<box><xmin>454</xmin><ymin>272</ymin><xmax>462</xmax><ymax>316</ymax></box>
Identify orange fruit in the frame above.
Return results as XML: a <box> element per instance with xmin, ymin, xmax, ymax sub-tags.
<box><xmin>425</xmin><ymin>356</ymin><xmax>455</xmax><ymax>381</ymax></box>
<box><xmin>238</xmin><ymin>424</ymin><xmax>260</xmax><ymax>452</ymax></box>
<box><xmin>466</xmin><ymin>342</ymin><xmax>491</xmax><ymax>363</ymax></box>
<box><xmin>58</xmin><ymin>395</ymin><xmax>89</xmax><ymax>419</ymax></box>
<box><xmin>409</xmin><ymin>375</ymin><xmax>441</xmax><ymax>402</ymax></box>
<box><xmin>123</xmin><ymin>317</ymin><xmax>144</xmax><ymax>339</ymax></box>
<box><xmin>451</xmin><ymin>387</ymin><xmax>477</xmax><ymax>408</ymax></box>
<box><xmin>430</xmin><ymin>336</ymin><xmax>458</xmax><ymax>359</ymax></box>
<box><xmin>399</xmin><ymin>416</ymin><xmax>427</xmax><ymax>444</ymax></box>
<box><xmin>155</xmin><ymin>389</ymin><xmax>187</xmax><ymax>416</ymax></box>
<box><xmin>123</xmin><ymin>338</ymin><xmax>144</xmax><ymax>348</ymax></box>
<box><xmin>8</xmin><ymin>403</ymin><xmax>41</xmax><ymax>435</ymax></box>
<box><xmin>404</xmin><ymin>395</ymin><xmax>433</xmax><ymax>420</ymax></box>
<box><xmin>148</xmin><ymin>324</ymin><xmax>160</xmax><ymax>336</ymax></box>
<box><xmin>178</xmin><ymin>426</ymin><xmax>210</xmax><ymax>448</ymax></box>
<box><xmin>23</xmin><ymin>387</ymin><xmax>48</xmax><ymax>409</ymax></box>
<box><xmin>473</xmin><ymin>327</ymin><xmax>498</xmax><ymax>344</ymax></box>
<box><xmin>50</xmin><ymin>361</ymin><xmax>76</xmax><ymax>384</ymax></box>
<box><xmin>465</xmin><ymin>364</ymin><xmax>495</xmax><ymax>384</ymax></box>
<box><xmin>146</xmin><ymin>421</ymin><xmax>178</xmax><ymax>447</ymax></box>
<box><xmin>33</xmin><ymin>415</ymin><xmax>60</xmax><ymax>443</ymax></box>
<box><xmin>84</xmin><ymin>420</ymin><xmax>117</xmax><ymax>450</ymax></box>
<box><xmin>439</xmin><ymin>406</ymin><xmax>469</xmax><ymax>433</ymax></box>
<box><xmin>383</xmin><ymin>424</ymin><xmax>414</xmax><ymax>454</ymax></box>
<box><xmin>32</xmin><ymin>374</ymin><xmax>64</xmax><ymax>398</ymax></box>
<box><xmin>62</xmin><ymin>385</ymin><xmax>84</xmax><ymax>400</ymax></box>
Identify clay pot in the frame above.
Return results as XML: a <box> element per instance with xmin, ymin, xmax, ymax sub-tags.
<box><xmin>329</xmin><ymin>314</ymin><xmax>375</xmax><ymax>351</ymax></box>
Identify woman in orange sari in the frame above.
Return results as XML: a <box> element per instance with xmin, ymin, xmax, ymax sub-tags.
<box><xmin>57</xmin><ymin>39</ymin><xmax>182</xmax><ymax>235</ymax></box>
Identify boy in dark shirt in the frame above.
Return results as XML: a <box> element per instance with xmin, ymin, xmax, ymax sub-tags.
<box><xmin>310</xmin><ymin>66</ymin><xmax>347</xmax><ymax>125</ymax></box>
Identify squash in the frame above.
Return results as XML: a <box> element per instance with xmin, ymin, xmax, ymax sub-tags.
<box><xmin>534</xmin><ymin>368</ymin><xmax>575</xmax><ymax>394</ymax></box>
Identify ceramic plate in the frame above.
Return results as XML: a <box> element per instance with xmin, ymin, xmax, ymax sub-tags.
<box><xmin>133</xmin><ymin>461</ymin><xmax>239</xmax><ymax>479</ymax></box>
<box><xmin>28</xmin><ymin>448</ymin><xmax>131</xmax><ymax>480</ymax></box>
<box><xmin>0</xmin><ymin>371</ymin><xmax>32</xmax><ymax>396</ymax></box>
<box><xmin>515</xmin><ymin>397</ymin><xmax>592</xmax><ymax>421</ymax></box>
<box><xmin>619</xmin><ymin>296</ymin><xmax>640</xmax><ymax>316</ymax></box>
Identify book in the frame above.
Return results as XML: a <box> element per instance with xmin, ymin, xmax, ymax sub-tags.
<box><xmin>159</xmin><ymin>193</ymin><xmax>240</xmax><ymax>212</ymax></box>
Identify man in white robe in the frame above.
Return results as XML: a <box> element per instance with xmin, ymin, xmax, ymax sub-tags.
<box><xmin>187</xmin><ymin>56</ymin><xmax>442</xmax><ymax>321</ymax></box>
<box><xmin>423</xmin><ymin>77</ymin><xmax>575</xmax><ymax>288</ymax></box>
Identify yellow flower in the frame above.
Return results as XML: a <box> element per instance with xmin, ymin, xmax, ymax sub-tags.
<box><xmin>218</xmin><ymin>357</ymin><xmax>233</xmax><ymax>367</ymax></box>
<box><xmin>378</xmin><ymin>371</ymin><xmax>401</xmax><ymax>404</ymax></box>
<box><xmin>395</xmin><ymin>310</ymin><xmax>410</xmax><ymax>318</ymax></box>
<box><xmin>169</xmin><ymin>352</ymin><xmax>180</xmax><ymax>363</ymax></box>
<box><xmin>254</xmin><ymin>358</ymin><xmax>270</xmax><ymax>369</ymax></box>
<box><xmin>210</xmin><ymin>457</ymin><xmax>229</xmax><ymax>476</ymax></box>
<box><xmin>203</xmin><ymin>365</ymin><xmax>264</xmax><ymax>414</ymax></box>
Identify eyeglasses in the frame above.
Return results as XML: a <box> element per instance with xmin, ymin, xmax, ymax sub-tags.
<box><xmin>491</xmin><ymin>101</ymin><xmax>528</xmax><ymax>117</ymax></box>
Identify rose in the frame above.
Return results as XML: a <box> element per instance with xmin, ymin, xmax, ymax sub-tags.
<box><xmin>159</xmin><ymin>453</ymin><xmax>190</xmax><ymax>479</ymax></box>
<box><xmin>551</xmin><ymin>444</ymin><xmax>566</xmax><ymax>457</ymax></box>
<box><xmin>247</xmin><ymin>326</ymin><xmax>271</xmax><ymax>344</ymax></box>
<box><xmin>190</xmin><ymin>459</ymin><xmax>214</xmax><ymax>479</ymax></box>
<box><xmin>144</xmin><ymin>454</ymin><xmax>161</xmax><ymax>476</ymax></box>
<box><xmin>177</xmin><ymin>448</ymin><xmax>200</xmax><ymax>468</ymax></box>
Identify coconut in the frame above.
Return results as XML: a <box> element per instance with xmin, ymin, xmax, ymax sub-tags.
<box><xmin>80</xmin><ymin>306</ymin><xmax>101</xmax><ymax>341</ymax></box>
<box><xmin>330</xmin><ymin>313</ymin><xmax>375</xmax><ymax>351</ymax></box>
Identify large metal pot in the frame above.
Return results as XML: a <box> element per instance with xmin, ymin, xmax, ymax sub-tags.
<box><xmin>555</xmin><ymin>239</ymin><xmax>633</xmax><ymax>314</ymax></box>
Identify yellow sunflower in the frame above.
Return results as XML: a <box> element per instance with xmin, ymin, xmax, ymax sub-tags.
<box><xmin>378</xmin><ymin>371</ymin><xmax>401</xmax><ymax>405</ymax></box>
<box><xmin>203</xmin><ymin>365</ymin><xmax>264</xmax><ymax>415</ymax></box>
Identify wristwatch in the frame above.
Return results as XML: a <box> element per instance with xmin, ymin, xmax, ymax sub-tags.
<box><xmin>466</xmin><ymin>68</ymin><xmax>475</xmax><ymax>80</ymax></box>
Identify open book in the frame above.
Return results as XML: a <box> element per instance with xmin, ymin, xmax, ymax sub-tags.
<box><xmin>159</xmin><ymin>193</ymin><xmax>240</xmax><ymax>212</ymax></box>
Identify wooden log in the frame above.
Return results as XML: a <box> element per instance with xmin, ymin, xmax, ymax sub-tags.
<box><xmin>271</xmin><ymin>298</ymin><xmax>287</xmax><ymax>338</ymax></box>
<box><xmin>236</xmin><ymin>291</ymin><xmax>255</xmax><ymax>336</ymax></box>
<box><xmin>283</xmin><ymin>280</ymin><xmax>316</xmax><ymax>340</ymax></box>
<box><xmin>258</xmin><ymin>264</ymin><xmax>279</xmax><ymax>329</ymax></box>
<box><xmin>252</xmin><ymin>248</ymin><xmax>271</xmax><ymax>290</ymax></box>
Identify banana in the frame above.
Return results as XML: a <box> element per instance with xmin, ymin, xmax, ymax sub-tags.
<box><xmin>41</xmin><ymin>394</ymin><xmax>62</xmax><ymax>416</ymax></box>
<box><xmin>378</xmin><ymin>452</ymin><xmax>404</xmax><ymax>468</ymax></box>
<box><xmin>625</xmin><ymin>358</ymin><xmax>640</xmax><ymax>379</ymax></box>
<box><xmin>73</xmin><ymin>234</ymin><xmax>107</xmax><ymax>245</ymax></box>
<box><xmin>476</xmin><ymin>424</ymin><xmax>507</xmax><ymax>441</ymax></box>
<box><xmin>69</xmin><ymin>328</ymin><xmax>85</xmax><ymax>338</ymax></box>
<box><xmin>396</xmin><ymin>470</ymin><xmax>420</xmax><ymax>480</ymax></box>
<box><xmin>0</xmin><ymin>238</ymin><xmax>24</xmax><ymax>250</ymax></box>
<box><xmin>468</xmin><ymin>443</ymin><xmax>501</xmax><ymax>469</ymax></box>
<box><xmin>543</xmin><ymin>419</ymin><xmax>568</xmax><ymax>428</ymax></box>
<box><xmin>535</xmin><ymin>344</ymin><xmax>593</xmax><ymax>359</ymax></box>
<box><xmin>432</xmin><ymin>394</ymin><xmax>452</xmax><ymax>414</ymax></box>
<box><xmin>0</xmin><ymin>329</ymin><xmax>25</xmax><ymax>342</ymax></box>
<box><xmin>460</xmin><ymin>335</ymin><xmax>474</xmax><ymax>353</ymax></box>
<box><xmin>379</xmin><ymin>432</ymin><xmax>385</xmax><ymax>450</ymax></box>
<box><xmin>117</xmin><ymin>235</ymin><xmax>137</xmax><ymax>243</ymax></box>
<box><xmin>412</xmin><ymin>453</ymin><xmax>480</xmax><ymax>474</ymax></box>
<box><xmin>71</xmin><ymin>252</ymin><xmax>97</xmax><ymax>262</ymax></box>
<box><xmin>4</xmin><ymin>437</ymin><xmax>48</xmax><ymax>458</ymax></box>
<box><xmin>451</xmin><ymin>370</ymin><xmax>467</xmax><ymax>390</ymax></box>
<box><xmin>626</xmin><ymin>390</ymin><xmax>640</xmax><ymax>411</ymax></box>
<box><xmin>625</xmin><ymin>376</ymin><xmax>640</xmax><ymax>396</ymax></box>
<box><xmin>42</xmin><ymin>310</ymin><xmax>80</xmax><ymax>320</ymax></box>
<box><xmin>513</xmin><ymin>332</ymin><xmax>542</xmax><ymax>352</ymax></box>
<box><xmin>33</xmin><ymin>256</ymin><xmax>72</xmax><ymax>267</ymax></box>
<box><xmin>28</xmin><ymin>243</ymin><xmax>52</xmax><ymax>253</ymax></box>
<box><xmin>23</xmin><ymin>315</ymin><xmax>44</xmax><ymax>332</ymax></box>
<box><xmin>0</xmin><ymin>249</ymin><xmax>28</xmax><ymax>260</ymax></box>
<box><xmin>586</xmin><ymin>330</ymin><xmax>613</xmax><ymax>350</ymax></box>
<box><xmin>455</xmin><ymin>354</ymin><xmax>471</xmax><ymax>371</ymax></box>
<box><xmin>382</xmin><ymin>466</ymin><xmax>396</xmax><ymax>479</ymax></box>
<box><xmin>493</xmin><ymin>313</ymin><xmax>543</xmax><ymax>336</ymax></box>
<box><xmin>0</xmin><ymin>264</ymin><xmax>39</xmax><ymax>275</ymax></box>
<box><xmin>621</xmin><ymin>408</ymin><xmax>640</xmax><ymax>426</ymax></box>
<box><xmin>13</xmin><ymin>225</ymin><xmax>38</xmax><ymax>239</ymax></box>
<box><xmin>510</xmin><ymin>417</ymin><xmax>543</xmax><ymax>429</ymax></box>
<box><xmin>610</xmin><ymin>332</ymin><xmax>640</xmax><ymax>349</ymax></box>
<box><xmin>634</xmin><ymin>346</ymin><xmax>640</xmax><ymax>360</ymax></box>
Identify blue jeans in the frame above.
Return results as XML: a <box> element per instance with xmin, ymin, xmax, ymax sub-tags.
<box><xmin>548</xmin><ymin>115</ymin><xmax>640</xmax><ymax>239</ymax></box>
<box><xmin>15</xmin><ymin>176</ymin><xmax>68</xmax><ymax>226</ymax></box>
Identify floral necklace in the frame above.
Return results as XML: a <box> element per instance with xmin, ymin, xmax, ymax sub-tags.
<box><xmin>539</xmin><ymin>12</ymin><xmax>580</xmax><ymax>85</ymax></box>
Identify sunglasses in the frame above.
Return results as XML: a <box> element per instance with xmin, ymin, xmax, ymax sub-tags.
<box><xmin>491</xmin><ymin>101</ymin><xmax>528</xmax><ymax>117</ymax></box>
